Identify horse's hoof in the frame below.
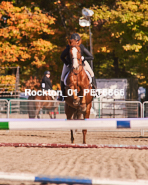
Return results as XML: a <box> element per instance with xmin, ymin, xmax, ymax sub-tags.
<box><xmin>71</xmin><ymin>140</ymin><xmax>74</xmax><ymax>144</ymax></box>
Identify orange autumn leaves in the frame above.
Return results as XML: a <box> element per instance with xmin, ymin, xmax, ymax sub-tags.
<box><xmin>0</xmin><ymin>1</ymin><xmax>56</xmax><ymax>68</ymax></box>
<box><xmin>0</xmin><ymin>75</ymin><xmax>16</xmax><ymax>91</ymax></box>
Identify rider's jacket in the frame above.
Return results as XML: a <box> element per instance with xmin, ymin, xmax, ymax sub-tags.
<box><xmin>41</xmin><ymin>76</ymin><xmax>52</xmax><ymax>90</ymax></box>
<box><xmin>60</xmin><ymin>44</ymin><xmax>94</xmax><ymax>66</ymax></box>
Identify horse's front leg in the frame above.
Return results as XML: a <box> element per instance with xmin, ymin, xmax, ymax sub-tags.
<box><xmin>82</xmin><ymin>130</ymin><xmax>87</xmax><ymax>144</ymax></box>
<box><xmin>71</xmin><ymin>130</ymin><xmax>74</xmax><ymax>143</ymax></box>
<box><xmin>65</xmin><ymin>103</ymin><xmax>76</xmax><ymax>143</ymax></box>
<box><xmin>82</xmin><ymin>103</ymin><xmax>92</xmax><ymax>144</ymax></box>
<box><xmin>35</xmin><ymin>103</ymin><xmax>41</xmax><ymax>119</ymax></box>
<box><xmin>49</xmin><ymin>111</ymin><xmax>53</xmax><ymax>119</ymax></box>
<box><xmin>37</xmin><ymin>112</ymin><xmax>41</xmax><ymax>119</ymax></box>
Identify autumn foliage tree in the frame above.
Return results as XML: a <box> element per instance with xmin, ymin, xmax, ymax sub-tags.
<box><xmin>0</xmin><ymin>1</ymin><xmax>60</xmax><ymax>90</ymax></box>
<box><xmin>0</xmin><ymin>0</ymin><xmax>148</xmax><ymax>90</ymax></box>
<box><xmin>91</xmin><ymin>0</ymin><xmax>148</xmax><ymax>86</ymax></box>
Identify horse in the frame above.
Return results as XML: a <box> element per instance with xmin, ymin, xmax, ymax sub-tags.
<box><xmin>28</xmin><ymin>93</ymin><xmax>59</xmax><ymax>119</ymax></box>
<box><xmin>64</xmin><ymin>39</ymin><xmax>93</xmax><ymax>144</ymax></box>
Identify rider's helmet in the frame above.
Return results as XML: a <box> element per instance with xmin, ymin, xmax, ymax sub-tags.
<box><xmin>44</xmin><ymin>71</ymin><xmax>50</xmax><ymax>75</ymax></box>
<box><xmin>70</xmin><ymin>33</ymin><xmax>81</xmax><ymax>41</ymax></box>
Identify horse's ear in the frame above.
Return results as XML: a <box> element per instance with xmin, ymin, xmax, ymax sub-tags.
<box><xmin>77</xmin><ymin>38</ymin><xmax>82</xmax><ymax>46</ymax></box>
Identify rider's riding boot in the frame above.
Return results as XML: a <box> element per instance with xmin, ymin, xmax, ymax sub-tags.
<box><xmin>92</xmin><ymin>76</ymin><xmax>97</xmax><ymax>89</ymax></box>
<box><xmin>57</xmin><ymin>81</ymin><xmax>65</xmax><ymax>101</ymax></box>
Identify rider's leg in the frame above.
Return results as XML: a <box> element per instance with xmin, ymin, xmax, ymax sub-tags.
<box><xmin>83</xmin><ymin>60</ymin><xmax>97</xmax><ymax>89</ymax></box>
<box><xmin>57</xmin><ymin>64</ymin><xmax>70</xmax><ymax>101</ymax></box>
<box><xmin>83</xmin><ymin>60</ymin><xmax>94</xmax><ymax>77</ymax></box>
<box><xmin>57</xmin><ymin>81</ymin><xmax>65</xmax><ymax>101</ymax></box>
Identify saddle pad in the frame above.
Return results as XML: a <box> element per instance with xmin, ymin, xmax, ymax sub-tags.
<box><xmin>64</xmin><ymin>70</ymin><xmax>92</xmax><ymax>86</ymax></box>
<box><xmin>64</xmin><ymin>71</ymin><xmax>70</xmax><ymax>86</ymax></box>
<box><xmin>85</xmin><ymin>70</ymin><xmax>92</xmax><ymax>84</ymax></box>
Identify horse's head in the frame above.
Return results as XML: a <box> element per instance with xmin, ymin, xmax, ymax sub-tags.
<box><xmin>69</xmin><ymin>39</ymin><xmax>82</xmax><ymax>70</ymax></box>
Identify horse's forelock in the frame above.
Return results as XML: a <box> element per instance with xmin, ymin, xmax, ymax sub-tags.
<box><xmin>69</xmin><ymin>39</ymin><xmax>77</xmax><ymax>46</ymax></box>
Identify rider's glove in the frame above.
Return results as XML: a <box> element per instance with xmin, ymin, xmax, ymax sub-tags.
<box><xmin>81</xmin><ymin>56</ymin><xmax>85</xmax><ymax>63</ymax></box>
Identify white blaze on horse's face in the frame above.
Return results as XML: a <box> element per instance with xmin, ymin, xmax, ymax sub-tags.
<box><xmin>72</xmin><ymin>47</ymin><xmax>79</xmax><ymax>69</ymax></box>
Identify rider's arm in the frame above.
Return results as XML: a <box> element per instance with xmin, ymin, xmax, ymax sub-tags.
<box><xmin>41</xmin><ymin>78</ymin><xmax>45</xmax><ymax>89</ymax></box>
<box><xmin>60</xmin><ymin>45</ymin><xmax>70</xmax><ymax>66</ymax></box>
<box><xmin>81</xmin><ymin>44</ymin><xmax>94</xmax><ymax>61</ymax></box>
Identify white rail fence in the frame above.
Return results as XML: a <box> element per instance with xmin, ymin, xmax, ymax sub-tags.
<box><xmin>143</xmin><ymin>101</ymin><xmax>148</xmax><ymax>118</ymax></box>
<box><xmin>8</xmin><ymin>99</ymin><xmax>64</xmax><ymax>119</ymax></box>
<box><xmin>92</xmin><ymin>100</ymin><xmax>142</xmax><ymax>118</ymax></box>
<box><xmin>0</xmin><ymin>99</ymin><xmax>146</xmax><ymax>119</ymax></box>
<box><xmin>0</xmin><ymin>99</ymin><xmax>9</xmax><ymax>118</ymax></box>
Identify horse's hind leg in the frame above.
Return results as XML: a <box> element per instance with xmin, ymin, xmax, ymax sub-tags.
<box><xmin>49</xmin><ymin>111</ymin><xmax>53</xmax><ymax>119</ymax></box>
<box><xmin>54</xmin><ymin>111</ymin><xmax>56</xmax><ymax>119</ymax></box>
<box><xmin>37</xmin><ymin>110</ymin><xmax>41</xmax><ymax>119</ymax></box>
<box><xmin>35</xmin><ymin>102</ymin><xmax>42</xmax><ymax>119</ymax></box>
<box><xmin>82</xmin><ymin>103</ymin><xmax>91</xmax><ymax>144</ymax></box>
<box><xmin>54</xmin><ymin>107</ymin><xmax>57</xmax><ymax>119</ymax></box>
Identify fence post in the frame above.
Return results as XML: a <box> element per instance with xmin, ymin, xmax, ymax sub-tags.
<box><xmin>58</xmin><ymin>103</ymin><xmax>61</xmax><ymax>114</ymax></box>
<box><xmin>140</xmin><ymin>102</ymin><xmax>143</xmax><ymax>118</ymax></box>
<box><xmin>143</xmin><ymin>102</ymin><xmax>145</xmax><ymax>118</ymax></box>
<box><xmin>98</xmin><ymin>98</ymin><xmax>100</xmax><ymax>118</ymax></box>
<box><xmin>7</xmin><ymin>100</ymin><xmax>10</xmax><ymax>118</ymax></box>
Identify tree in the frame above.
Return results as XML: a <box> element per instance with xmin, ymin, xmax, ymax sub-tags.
<box><xmin>0</xmin><ymin>0</ymin><xmax>117</xmax><ymax>89</ymax></box>
<box><xmin>0</xmin><ymin>1</ymin><xmax>60</xmax><ymax>88</ymax></box>
<box><xmin>91</xmin><ymin>0</ymin><xmax>148</xmax><ymax>86</ymax></box>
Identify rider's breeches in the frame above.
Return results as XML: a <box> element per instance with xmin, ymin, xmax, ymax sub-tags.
<box><xmin>83</xmin><ymin>60</ymin><xmax>94</xmax><ymax>77</ymax></box>
<box><xmin>61</xmin><ymin>61</ymin><xmax>94</xmax><ymax>81</ymax></box>
<box><xmin>61</xmin><ymin>64</ymin><xmax>70</xmax><ymax>81</ymax></box>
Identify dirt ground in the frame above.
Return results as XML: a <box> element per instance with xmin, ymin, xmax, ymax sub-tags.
<box><xmin>0</xmin><ymin>130</ymin><xmax>148</xmax><ymax>185</ymax></box>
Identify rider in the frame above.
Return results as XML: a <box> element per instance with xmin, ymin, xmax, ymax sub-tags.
<box><xmin>41</xmin><ymin>71</ymin><xmax>52</xmax><ymax>91</ymax></box>
<box><xmin>57</xmin><ymin>33</ymin><xmax>97</xmax><ymax>101</ymax></box>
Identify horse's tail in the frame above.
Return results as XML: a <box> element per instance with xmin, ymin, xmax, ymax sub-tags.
<box><xmin>28</xmin><ymin>96</ymin><xmax>36</xmax><ymax>118</ymax></box>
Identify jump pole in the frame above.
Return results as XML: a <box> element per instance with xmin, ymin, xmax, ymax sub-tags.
<box><xmin>0</xmin><ymin>143</ymin><xmax>148</xmax><ymax>149</ymax></box>
<box><xmin>0</xmin><ymin>172</ymin><xmax>148</xmax><ymax>185</ymax></box>
<box><xmin>0</xmin><ymin>118</ymin><xmax>148</xmax><ymax>130</ymax></box>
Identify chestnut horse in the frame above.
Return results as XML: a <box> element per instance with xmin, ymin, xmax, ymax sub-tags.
<box><xmin>64</xmin><ymin>39</ymin><xmax>93</xmax><ymax>144</ymax></box>
<box><xmin>28</xmin><ymin>95</ymin><xmax>59</xmax><ymax>119</ymax></box>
